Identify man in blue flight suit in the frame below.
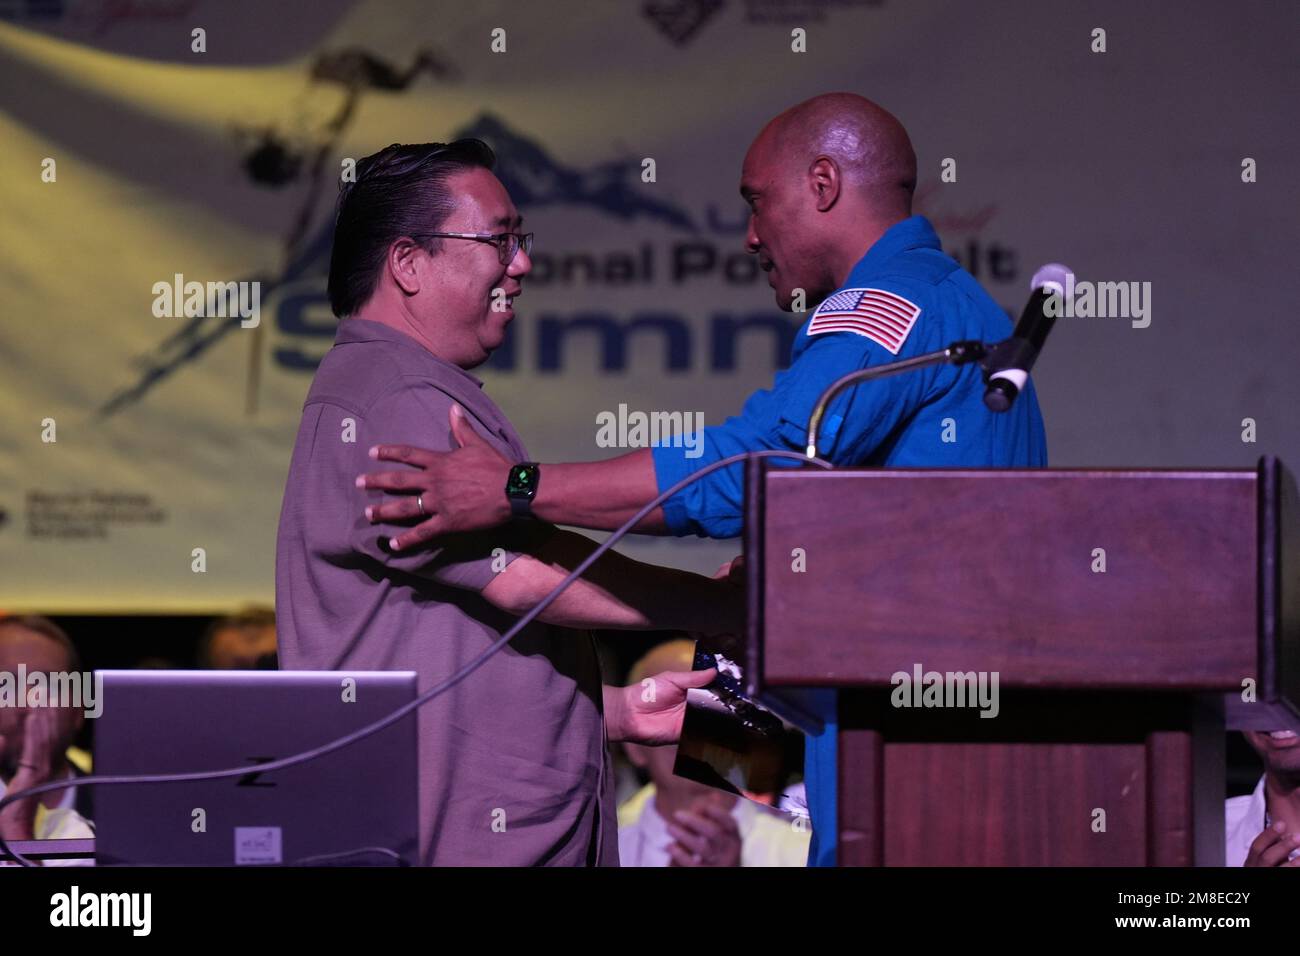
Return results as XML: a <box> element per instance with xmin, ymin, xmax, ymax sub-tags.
<box><xmin>354</xmin><ymin>92</ymin><xmax>1048</xmax><ymax>866</ymax></box>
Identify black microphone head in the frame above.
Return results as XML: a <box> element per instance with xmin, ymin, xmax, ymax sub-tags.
<box><xmin>984</xmin><ymin>263</ymin><xmax>1071</xmax><ymax>412</ymax></box>
<box><xmin>983</xmin><ymin>377</ymin><xmax>1018</xmax><ymax>412</ymax></box>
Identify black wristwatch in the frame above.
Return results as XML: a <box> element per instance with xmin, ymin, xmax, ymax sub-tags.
<box><xmin>505</xmin><ymin>462</ymin><xmax>540</xmax><ymax>518</ymax></box>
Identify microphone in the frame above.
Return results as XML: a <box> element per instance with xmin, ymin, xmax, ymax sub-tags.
<box><xmin>981</xmin><ymin>263</ymin><xmax>1069</xmax><ymax>412</ymax></box>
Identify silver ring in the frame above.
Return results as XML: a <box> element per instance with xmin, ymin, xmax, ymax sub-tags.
<box><xmin>417</xmin><ymin>494</ymin><xmax>426</xmax><ymax>517</ymax></box>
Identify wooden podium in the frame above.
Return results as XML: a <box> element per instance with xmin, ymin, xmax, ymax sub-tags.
<box><xmin>743</xmin><ymin>457</ymin><xmax>1299</xmax><ymax>866</ymax></box>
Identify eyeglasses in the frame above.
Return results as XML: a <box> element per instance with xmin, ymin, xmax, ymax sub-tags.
<box><xmin>411</xmin><ymin>231</ymin><xmax>534</xmax><ymax>265</ymax></box>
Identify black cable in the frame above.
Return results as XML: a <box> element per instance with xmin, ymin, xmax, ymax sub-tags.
<box><xmin>0</xmin><ymin>448</ymin><xmax>832</xmax><ymax>867</ymax></box>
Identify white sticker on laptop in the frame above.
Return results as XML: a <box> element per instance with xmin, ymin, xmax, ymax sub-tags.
<box><xmin>234</xmin><ymin>826</ymin><xmax>283</xmax><ymax>865</ymax></box>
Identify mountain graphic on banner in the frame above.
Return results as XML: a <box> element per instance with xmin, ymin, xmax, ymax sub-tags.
<box><xmin>99</xmin><ymin>111</ymin><xmax>695</xmax><ymax>417</ymax></box>
<box><xmin>456</xmin><ymin>114</ymin><xmax>696</xmax><ymax>231</ymax></box>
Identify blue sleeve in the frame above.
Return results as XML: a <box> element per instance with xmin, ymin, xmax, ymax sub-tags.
<box><xmin>652</xmin><ymin>328</ymin><xmax>933</xmax><ymax>538</ymax></box>
<box><xmin>804</xmin><ymin>716</ymin><xmax>839</xmax><ymax>867</ymax></box>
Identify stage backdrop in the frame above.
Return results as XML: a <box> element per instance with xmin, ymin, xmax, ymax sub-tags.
<box><xmin>1</xmin><ymin>0</ymin><xmax>1297</xmax><ymax>611</ymax></box>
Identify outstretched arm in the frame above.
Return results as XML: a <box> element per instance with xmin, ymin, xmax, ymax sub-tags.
<box><xmin>359</xmin><ymin>404</ymin><xmax>669</xmax><ymax>550</ymax></box>
<box><xmin>359</xmin><ymin>329</ymin><xmax>897</xmax><ymax>546</ymax></box>
<box><xmin>480</xmin><ymin>528</ymin><xmax>739</xmax><ymax>636</ymax></box>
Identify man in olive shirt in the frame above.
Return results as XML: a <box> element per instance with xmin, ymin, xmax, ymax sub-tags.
<box><xmin>276</xmin><ymin>140</ymin><xmax>736</xmax><ymax>865</ymax></box>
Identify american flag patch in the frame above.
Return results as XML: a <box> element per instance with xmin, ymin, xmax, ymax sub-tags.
<box><xmin>807</xmin><ymin>288</ymin><xmax>922</xmax><ymax>354</ymax></box>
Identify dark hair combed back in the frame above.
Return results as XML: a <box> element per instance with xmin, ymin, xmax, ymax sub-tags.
<box><xmin>327</xmin><ymin>139</ymin><xmax>496</xmax><ymax>318</ymax></box>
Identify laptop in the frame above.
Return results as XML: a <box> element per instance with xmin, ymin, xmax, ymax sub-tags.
<box><xmin>93</xmin><ymin>670</ymin><xmax>418</xmax><ymax>866</ymax></box>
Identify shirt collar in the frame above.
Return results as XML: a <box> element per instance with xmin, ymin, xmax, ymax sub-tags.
<box><xmin>641</xmin><ymin>793</ymin><xmax>672</xmax><ymax>848</ymax></box>
<box><xmin>55</xmin><ymin>765</ymin><xmax>77</xmax><ymax>812</ymax></box>
<box><xmin>1248</xmin><ymin>774</ymin><xmax>1267</xmax><ymax>827</ymax></box>
<box><xmin>334</xmin><ymin>318</ymin><xmax>486</xmax><ymax>391</ymax></box>
<box><xmin>1225</xmin><ymin>775</ymin><xmax>1267</xmax><ymax>862</ymax></box>
<box><xmin>853</xmin><ymin>214</ymin><xmax>942</xmax><ymax>278</ymax></box>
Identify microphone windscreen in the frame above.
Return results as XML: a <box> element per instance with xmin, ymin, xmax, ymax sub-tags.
<box><xmin>1031</xmin><ymin>263</ymin><xmax>1072</xmax><ymax>296</ymax></box>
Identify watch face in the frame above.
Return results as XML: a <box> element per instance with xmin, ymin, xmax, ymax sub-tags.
<box><xmin>506</xmin><ymin>463</ymin><xmax>538</xmax><ymax>498</ymax></box>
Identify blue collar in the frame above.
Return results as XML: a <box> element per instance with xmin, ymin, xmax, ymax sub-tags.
<box><xmin>853</xmin><ymin>215</ymin><xmax>941</xmax><ymax>276</ymax></box>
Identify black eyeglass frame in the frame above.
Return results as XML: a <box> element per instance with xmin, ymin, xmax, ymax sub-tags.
<box><xmin>411</xmin><ymin>231</ymin><xmax>534</xmax><ymax>265</ymax></box>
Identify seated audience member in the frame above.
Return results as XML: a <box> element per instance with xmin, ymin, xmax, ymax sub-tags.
<box><xmin>1226</xmin><ymin>729</ymin><xmax>1300</xmax><ymax>866</ymax></box>
<box><xmin>200</xmin><ymin>606</ymin><xmax>277</xmax><ymax>669</ymax></box>
<box><xmin>618</xmin><ymin>639</ymin><xmax>810</xmax><ymax>867</ymax></box>
<box><xmin>0</xmin><ymin>616</ymin><xmax>95</xmax><ymax>865</ymax></box>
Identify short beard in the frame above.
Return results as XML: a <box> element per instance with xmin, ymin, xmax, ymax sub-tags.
<box><xmin>1267</xmin><ymin>760</ymin><xmax>1300</xmax><ymax>790</ymax></box>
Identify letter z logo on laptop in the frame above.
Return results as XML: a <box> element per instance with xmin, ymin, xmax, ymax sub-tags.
<box><xmin>807</xmin><ymin>288</ymin><xmax>922</xmax><ymax>354</ymax></box>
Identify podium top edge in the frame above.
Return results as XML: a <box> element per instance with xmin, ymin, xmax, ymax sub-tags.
<box><xmin>766</xmin><ymin>467</ymin><xmax>1261</xmax><ymax>479</ymax></box>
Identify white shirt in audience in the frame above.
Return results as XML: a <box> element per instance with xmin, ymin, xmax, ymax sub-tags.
<box><xmin>0</xmin><ymin>768</ymin><xmax>94</xmax><ymax>867</ymax></box>
<box><xmin>1224</xmin><ymin>775</ymin><xmax>1300</xmax><ymax>866</ymax></box>
<box><xmin>617</xmin><ymin>783</ymin><xmax>810</xmax><ymax>867</ymax></box>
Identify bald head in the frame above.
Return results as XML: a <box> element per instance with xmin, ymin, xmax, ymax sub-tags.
<box><xmin>627</xmin><ymin>638</ymin><xmax>696</xmax><ymax>688</ymax></box>
<box><xmin>763</xmin><ymin>92</ymin><xmax>916</xmax><ymax>213</ymax></box>
<box><xmin>742</xmin><ymin>93</ymin><xmax>917</xmax><ymax>310</ymax></box>
<box><xmin>0</xmin><ymin>616</ymin><xmax>78</xmax><ymax>674</ymax></box>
